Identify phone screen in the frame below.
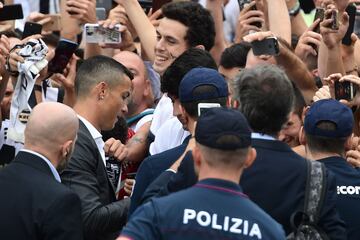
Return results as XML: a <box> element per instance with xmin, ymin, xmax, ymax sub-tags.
<box><xmin>251</xmin><ymin>37</ymin><xmax>279</xmax><ymax>56</ymax></box>
<box><xmin>22</xmin><ymin>22</ymin><xmax>42</xmax><ymax>39</ymax></box>
<box><xmin>0</xmin><ymin>4</ymin><xmax>23</xmax><ymax>21</ymax></box>
<box><xmin>342</xmin><ymin>4</ymin><xmax>356</xmax><ymax>45</ymax></box>
<box><xmin>48</xmin><ymin>39</ymin><xmax>78</xmax><ymax>74</ymax></box>
<box><xmin>334</xmin><ymin>81</ymin><xmax>356</xmax><ymax>101</ymax></box>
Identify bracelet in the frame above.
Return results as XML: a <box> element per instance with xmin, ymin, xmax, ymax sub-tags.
<box><xmin>288</xmin><ymin>1</ymin><xmax>301</xmax><ymax>17</ymax></box>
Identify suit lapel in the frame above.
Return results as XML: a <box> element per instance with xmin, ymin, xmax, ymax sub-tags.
<box><xmin>78</xmin><ymin>120</ymin><xmax>117</xmax><ymax>196</ymax></box>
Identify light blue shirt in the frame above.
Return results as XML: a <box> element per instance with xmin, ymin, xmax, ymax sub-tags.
<box><xmin>20</xmin><ymin>149</ymin><xmax>61</xmax><ymax>182</ymax></box>
<box><xmin>251</xmin><ymin>133</ymin><xmax>276</xmax><ymax>141</ymax></box>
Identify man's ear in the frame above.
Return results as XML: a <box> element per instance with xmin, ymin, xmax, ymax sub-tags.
<box><xmin>195</xmin><ymin>45</ymin><xmax>205</xmax><ymax>50</ymax></box>
<box><xmin>299</xmin><ymin>126</ymin><xmax>306</xmax><ymax>145</ymax></box>
<box><xmin>244</xmin><ymin>147</ymin><xmax>256</xmax><ymax>169</ymax></box>
<box><xmin>191</xmin><ymin>144</ymin><xmax>202</xmax><ymax>169</ymax></box>
<box><xmin>95</xmin><ymin>82</ymin><xmax>108</xmax><ymax>100</ymax></box>
<box><xmin>61</xmin><ymin>140</ymin><xmax>73</xmax><ymax>158</ymax></box>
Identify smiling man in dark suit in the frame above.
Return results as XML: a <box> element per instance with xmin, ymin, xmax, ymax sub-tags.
<box><xmin>0</xmin><ymin>102</ymin><xmax>82</xmax><ymax>240</ymax></box>
<box><xmin>60</xmin><ymin>55</ymin><xmax>133</xmax><ymax>240</ymax></box>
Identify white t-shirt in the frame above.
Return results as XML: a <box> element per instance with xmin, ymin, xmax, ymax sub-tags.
<box><xmin>149</xmin><ymin>117</ymin><xmax>190</xmax><ymax>155</ymax></box>
<box><xmin>149</xmin><ymin>95</ymin><xmax>174</xmax><ymax>136</ymax></box>
<box><xmin>199</xmin><ymin>0</ymin><xmax>240</xmax><ymax>43</ymax></box>
<box><xmin>129</xmin><ymin>109</ymin><xmax>154</xmax><ymax>133</ymax></box>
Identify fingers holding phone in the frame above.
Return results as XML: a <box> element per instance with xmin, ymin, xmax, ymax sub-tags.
<box><xmin>235</xmin><ymin>1</ymin><xmax>264</xmax><ymax>42</ymax></box>
<box><xmin>66</xmin><ymin>0</ymin><xmax>97</xmax><ymax>24</ymax></box>
<box><xmin>295</xmin><ymin>19</ymin><xmax>323</xmax><ymax>60</ymax></box>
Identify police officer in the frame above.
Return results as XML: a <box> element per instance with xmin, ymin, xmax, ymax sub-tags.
<box><xmin>301</xmin><ymin>99</ymin><xmax>360</xmax><ymax>240</ymax></box>
<box><xmin>118</xmin><ymin>108</ymin><xmax>286</xmax><ymax>240</ymax></box>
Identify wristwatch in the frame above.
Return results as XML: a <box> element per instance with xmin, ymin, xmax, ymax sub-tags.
<box><xmin>288</xmin><ymin>1</ymin><xmax>301</xmax><ymax>17</ymax></box>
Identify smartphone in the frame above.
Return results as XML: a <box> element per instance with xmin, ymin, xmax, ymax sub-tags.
<box><xmin>41</xmin><ymin>14</ymin><xmax>62</xmax><ymax>32</ymax></box>
<box><xmin>238</xmin><ymin>0</ymin><xmax>261</xmax><ymax>28</ymax></box>
<box><xmin>84</xmin><ymin>23</ymin><xmax>122</xmax><ymax>44</ymax></box>
<box><xmin>239</xmin><ymin>0</ymin><xmax>251</xmax><ymax>11</ymax></box>
<box><xmin>22</xmin><ymin>22</ymin><xmax>42</xmax><ymax>39</ymax></box>
<box><xmin>96</xmin><ymin>0</ymin><xmax>113</xmax><ymax>12</ymax></box>
<box><xmin>334</xmin><ymin>81</ymin><xmax>356</xmax><ymax>101</ymax></box>
<box><xmin>126</xmin><ymin>172</ymin><xmax>137</xmax><ymax>180</ymax></box>
<box><xmin>0</xmin><ymin>4</ymin><xmax>23</xmax><ymax>21</ymax></box>
<box><xmin>313</xmin><ymin>8</ymin><xmax>325</xmax><ymax>34</ymax></box>
<box><xmin>251</xmin><ymin>37</ymin><xmax>280</xmax><ymax>56</ymax></box>
<box><xmin>48</xmin><ymin>39</ymin><xmax>78</xmax><ymax>73</ymax></box>
<box><xmin>342</xmin><ymin>4</ymin><xmax>356</xmax><ymax>46</ymax></box>
<box><xmin>198</xmin><ymin>103</ymin><xmax>221</xmax><ymax>117</ymax></box>
<box><xmin>325</xmin><ymin>9</ymin><xmax>339</xmax><ymax>30</ymax></box>
<box><xmin>96</xmin><ymin>8</ymin><xmax>106</xmax><ymax>21</ymax></box>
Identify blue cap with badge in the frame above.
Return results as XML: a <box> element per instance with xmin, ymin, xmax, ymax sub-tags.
<box><xmin>195</xmin><ymin>108</ymin><xmax>252</xmax><ymax>150</ymax></box>
<box><xmin>304</xmin><ymin>99</ymin><xmax>353</xmax><ymax>138</ymax></box>
<box><xmin>179</xmin><ymin>67</ymin><xmax>228</xmax><ymax>102</ymax></box>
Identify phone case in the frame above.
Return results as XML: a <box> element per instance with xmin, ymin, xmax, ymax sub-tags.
<box><xmin>334</xmin><ymin>81</ymin><xmax>356</xmax><ymax>101</ymax></box>
<box><xmin>84</xmin><ymin>24</ymin><xmax>122</xmax><ymax>44</ymax></box>
<box><xmin>251</xmin><ymin>37</ymin><xmax>279</xmax><ymax>56</ymax></box>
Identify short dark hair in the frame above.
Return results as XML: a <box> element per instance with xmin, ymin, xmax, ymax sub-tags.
<box><xmin>75</xmin><ymin>55</ymin><xmax>133</xmax><ymax>98</ymax></box>
<box><xmin>306</xmin><ymin>121</ymin><xmax>347</xmax><ymax>155</ymax></box>
<box><xmin>220</xmin><ymin>42</ymin><xmax>251</xmax><ymax>69</ymax></box>
<box><xmin>162</xmin><ymin>1</ymin><xmax>215</xmax><ymax>51</ymax></box>
<box><xmin>181</xmin><ymin>85</ymin><xmax>227</xmax><ymax>118</ymax></box>
<box><xmin>161</xmin><ymin>48</ymin><xmax>217</xmax><ymax>98</ymax></box>
<box><xmin>233</xmin><ymin>65</ymin><xmax>294</xmax><ymax>136</ymax></box>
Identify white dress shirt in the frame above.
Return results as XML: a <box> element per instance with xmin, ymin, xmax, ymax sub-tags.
<box><xmin>78</xmin><ymin>116</ymin><xmax>106</xmax><ymax>166</ymax></box>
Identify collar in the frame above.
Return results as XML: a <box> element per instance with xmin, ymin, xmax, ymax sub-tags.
<box><xmin>78</xmin><ymin>115</ymin><xmax>106</xmax><ymax>164</ymax></box>
<box><xmin>251</xmin><ymin>132</ymin><xmax>276</xmax><ymax>141</ymax></box>
<box><xmin>317</xmin><ymin>156</ymin><xmax>348</xmax><ymax>165</ymax></box>
<box><xmin>20</xmin><ymin>149</ymin><xmax>61</xmax><ymax>182</ymax></box>
<box><xmin>78</xmin><ymin>115</ymin><xmax>102</xmax><ymax>140</ymax></box>
<box><xmin>195</xmin><ymin>178</ymin><xmax>248</xmax><ymax>198</ymax></box>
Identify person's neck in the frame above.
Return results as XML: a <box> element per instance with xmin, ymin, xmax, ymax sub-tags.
<box><xmin>198</xmin><ymin>166</ymin><xmax>242</xmax><ymax>185</ymax></box>
<box><xmin>74</xmin><ymin>102</ymin><xmax>101</xmax><ymax>132</ymax></box>
<box><xmin>24</xmin><ymin>144</ymin><xmax>59</xmax><ymax>168</ymax></box>
<box><xmin>305</xmin><ymin>146</ymin><xmax>343</xmax><ymax>161</ymax></box>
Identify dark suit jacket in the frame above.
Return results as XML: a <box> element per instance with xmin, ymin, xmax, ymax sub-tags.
<box><xmin>0</xmin><ymin>151</ymin><xmax>83</xmax><ymax>240</ymax></box>
<box><xmin>129</xmin><ymin>135</ymin><xmax>191</xmax><ymax>216</ymax></box>
<box><xmin>143</xmin><ymin>139</ymin><xmax>347</xmax><ymax>239</ymax></box>
<box><xmin>61</xmin><ymin>120</ymin><xmax>129</xmax><ymax>240</ymax></box>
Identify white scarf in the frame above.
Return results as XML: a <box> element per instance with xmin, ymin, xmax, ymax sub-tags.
<box><xmin>8</xmin><ymin>39</ymin><xmax>48</xmax><ymax>143</ymax></box>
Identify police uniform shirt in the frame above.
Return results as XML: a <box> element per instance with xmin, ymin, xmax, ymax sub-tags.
<box><xmin>121</xmin><ymin>178</ymin><xmax>286</xmax><ymax>240</ymax></box>
<box><xmin>318</xmin><ymin>156</ymin><xmax>360</xmax><ymax>240</ymax></box>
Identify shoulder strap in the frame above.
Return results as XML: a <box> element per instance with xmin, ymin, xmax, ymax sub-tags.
<box><xmin>304</xmin><ymin>160</ymin><xmax>327</xmax><ymax>224</ymax></box>
<box><xmin>126</xmin><ymin>109</ymin><xmax>154</xmax><ymax>125</ymax></box>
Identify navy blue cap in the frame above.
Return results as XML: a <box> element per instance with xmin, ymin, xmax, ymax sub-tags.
<box><xmin>304</xmin><ymin>99</ymin><xmax>353</xmax><ymax>138</ymax></box>
<box><xmin>195</xmin><ymin>108</ymin><xmax>252</xmax><ymax>150</ymax></box>
<box><xmin>179</xmin><ymin>67</ymin><xmax>228</xmax><ymax>102</ymax></box>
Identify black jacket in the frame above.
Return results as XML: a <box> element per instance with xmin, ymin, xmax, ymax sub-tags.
<box><xmin>61</xmin><ymin>120</ymin><xmax>129</xmax><ymax>240</ymax></box>
<box><xmin>0</xmin><ymin>151</ymin><xmax>83</xmax><ymax>240</ymax></box>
